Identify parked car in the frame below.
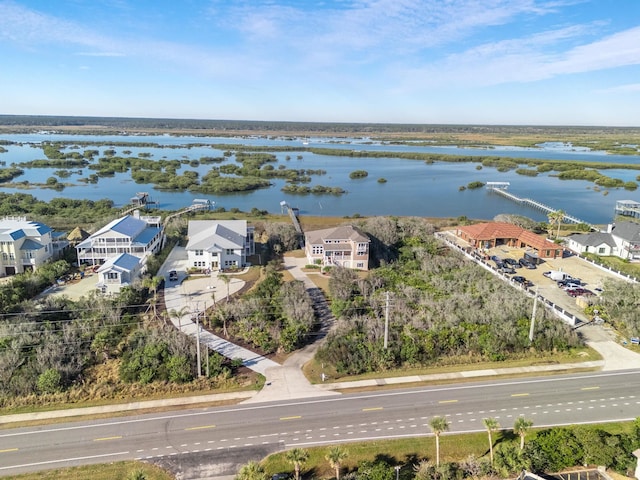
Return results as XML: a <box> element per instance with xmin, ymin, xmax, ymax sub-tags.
<box><xmin>503</xmin><ymin>258</ymin><xmax>521</xmax><ymax>268</ymax></box>
<box><xmin>490</xmin><ymin>255</ymin><xmax>501</xmax><ymax>263</ymax></box>
<box><xmin>519</xmin><ymin>258</ymin><xmax>536</xmax><ymax>269</ymax></box>
<box><xmin>168</xmin><ymin>270</ymin><xmax>178</xmax><ymax>281</ymax></box>
<box><xmin>558</xmin><ymin>278</ymin><xmax>582</xmax><ymax>287</ymax></box>
<box><xmin>512</xmin><ymin>275</ymin><xmax>532</xmax><ymax>287</ymax></box>
<box><xmin>500</xmin><ymin>265</ymin><xmax>516</xmax><ymax>274</ymax></box>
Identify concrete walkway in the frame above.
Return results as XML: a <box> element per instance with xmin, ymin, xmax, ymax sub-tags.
<box><xmin>161</xmin><ymin>246</ymin><xmax>280</xmax><ymax>376</ymax></box>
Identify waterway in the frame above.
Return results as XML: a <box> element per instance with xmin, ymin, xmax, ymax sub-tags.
<box><xmin>0</xmin><ymin>133</ymin><xmax>638</xmax><ymax>224</ymax></box>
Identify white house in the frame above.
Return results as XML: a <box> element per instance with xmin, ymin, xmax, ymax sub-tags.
<box><xmin>75</xmin><ymin>212</ymin><xmax>163</xmax><ymax>266</ymax></box>
<box><xmin>304</xmin><ymin>225</ymin><xmax>370</xmax><ymax>270</ymax></box>
<box><xmin>95</xmin><ymin>253</ymin><xmax>143</xmax><ymax>295</ymax></box>
<box><xmin>566</xmin><ymin>231</ymin><xmax>617</xmax><ymax>256</ymax></box>
<box><xmin>0</xmin><ymin>217</ymin><xmax>55</xmax><ymax>276</ymax></box>
<box><xmin>567</xmin><ymin>222</ymin><xmax>640</xmax><ymax>260</ymax></box>
<box><xmin>185</xmin><ymin>220</ymin><xmax>254</xmax><ymax>271</ymax></box>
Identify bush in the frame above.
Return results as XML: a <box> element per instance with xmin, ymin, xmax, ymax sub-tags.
<box><xmin>349</xmin><ymin>170</ymin><xmax>369</xmax><ymax>179</ymax></box>
<box><xmin>37</xmin><ymin>368</ymin><xmax>63</xmax><ymax>394</ymax></box>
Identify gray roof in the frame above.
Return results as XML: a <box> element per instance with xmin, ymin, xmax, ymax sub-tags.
<box><xmin>186</xmin><ymin>220</ymin><xmax>247</xmax><ymax>251</ymax></box>
<box><xmin>569</xmin><ymin>232</ymin><xmax>616</xmax><ymax>248</ymax></box>
<box><xmin>611</xmin><ymin>221</ymin><xmax>640</xmax><ymax>242</ymax></box>
<box><xmin>305</xmin><ymin>225</ymin><xmax>370</xmax><ymax>245</ymax></box>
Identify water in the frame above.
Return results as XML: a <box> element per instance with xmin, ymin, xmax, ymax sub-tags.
<box><xmin>0</xmin><ymin>133</ymin><xmax>638</xmax><ymax>224</ymax></box>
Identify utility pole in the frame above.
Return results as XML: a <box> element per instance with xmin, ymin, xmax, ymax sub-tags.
<box><xmin>194</xmin><ymin>302</ymin><xmax>202</xmax><ymax>378</ymax></box>
<box><xmin>529</xmin><ymin>287</ymin><xmax>539</xmax><ymax>344</ymax></box>
<box><xmin>384</xmin><ymin>291</ymin><xmax>390</xmax><ymax>349</ymax></box>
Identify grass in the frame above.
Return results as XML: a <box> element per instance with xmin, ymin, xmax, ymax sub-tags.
<box><xmin>261</xmin><ymin>421</ymin><xmax>637</xmax><ymax>479</ymax></box>
<box><xmin>303</xmin><ymin>348</ymin><xmax>602</xmax><ymax>386</ymax></box>
<box><xmin>2</xmin><ymin>461</ymin><xmax>174</xmax><ymax>480</ymax></box>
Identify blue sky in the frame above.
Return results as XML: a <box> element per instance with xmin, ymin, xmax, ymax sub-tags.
<box><xmin>1</xmin><ymin>0</ymin><xmax>639</xmax><ymax>126</ymax></box>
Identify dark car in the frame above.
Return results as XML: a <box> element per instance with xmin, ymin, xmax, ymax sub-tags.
<box><xmin>500</xmin><ymin>265</ymin><xmax>516</xmax><ymax>274</ymax></box>
<box><xmin>503</xmin><ymin>258</ymin><xmax>521</xmax><ymax>268</ymax></box>
<box><xmin>519</xmin><ymin>258</ymin><xmax>536</xmax><ymax>269</ymax></box>
<box><xmin>490</xmin><ymin>255</ymin><xmax>501</xmax><ymax>263</ymax></box>
<box><xmin>168</xmin><ymin>270</ymin><xmax>178</xmax><ymax>281</ymax></box>
<box><xmin>512</xmin><ymin>275</ymin><xmax>532</xmax><ymax>287</ymax></box>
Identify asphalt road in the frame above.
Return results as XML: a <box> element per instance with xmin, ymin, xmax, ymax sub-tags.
<box><xmin>1</xmin><ymin>369</ymin><xmax>639</xmax><ymax>476</ymax></box>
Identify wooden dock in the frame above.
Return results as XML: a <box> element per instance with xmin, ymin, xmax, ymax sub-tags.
<box><xmin>487</xmin><ymin>183</ymin><xmax>596</xmax><ymax>230</ymax></box>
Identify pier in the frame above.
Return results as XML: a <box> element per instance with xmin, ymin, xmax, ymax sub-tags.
<box><xmin>486</xmin><ymin>182</ymin><xmax>596</xmax><ymax>230</ymax></box>
<box><xmin>615</xmin><ymin>200</ymin><xmax>640</xmax><ymax>220</ymax></box>
<box><xmin>280</xmin><ymin>201</ymin><xmax>305</xmax><ymax>248</ymax></box>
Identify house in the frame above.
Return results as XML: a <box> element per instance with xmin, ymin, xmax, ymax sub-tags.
<box><xmin>75</xmin><ymin>212</ymin><xmax>163</xmax><ymax>266</ymax></box>
<box><xmin>0</xmin><ymin>216</ymin><xmax>55</xmax><ymax>276</ymax></box>
<box><xmin>304</xmin><ymin>225</ymin><xmax>370</xmax><ymax>270</ymax></box>
<box><xmin>567</xmin><ymin>222</ymin><xmax>640</xmax><ymax>260</ymax></box>
<box><xmin>185</xmin><ymin>220</ymin><xmax>254</xmax><ymax>271</ymax></box>
<box><xmin>456</xmin><ymin>222</ymin><xmax>563</xmax><ymax>259</ymax></box>
<box><xmin>95</xmin><ymin>253</ymin><xmax>143</xmax><ymax>295</ymax></box>
<box><xmin>567</xmin><ymin>231</ymin><xmax>617</xmax><ymax>256</ymax></box>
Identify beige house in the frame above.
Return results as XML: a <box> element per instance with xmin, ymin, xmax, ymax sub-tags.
<box><xmin>304</xmin><ymin>225</ymin><xmax>370</xmax><ymax>270</ymax></box>
<box><xmin>0</xmin><ymin>217</ymin><xmax>55</xmax><ymax>276</ymax></box>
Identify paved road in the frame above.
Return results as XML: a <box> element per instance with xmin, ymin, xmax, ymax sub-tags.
<box><xmin>1</xmin><ymin>369</ymin><xmax>639</xmax><ymax>477</ymax></box>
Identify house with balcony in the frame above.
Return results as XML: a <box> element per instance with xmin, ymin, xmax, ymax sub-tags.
<box><xmin>185</xmin><ymin>220</ymin><xmax>254</xmax><ymax>271</ymax></box>
<box><xmin>304</xmin><ymin>225</ymin><xmax>370</xmax><ymax>270</ymax></box>
<box><xmin>75</xmin><ymin>212</ymin><xmax>163</xmax><ymax>267</ymax></box>
<box><xmin>95</xmin><ymin>253</ymin><xmax>143</xmax><ymax>295</ymax></box>
<box><xmin>567</xmin><ymin>222</ymin><xmax>640</xmax><ymax>260</ymax></box>
<box><xmin>0</xmin><ymin>217</ymin><xmax>55</xmax><ymax>276</ymax></box>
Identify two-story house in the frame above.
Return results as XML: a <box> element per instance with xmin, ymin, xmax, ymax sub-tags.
<box><xmin>304</xmin><ymin>225</ymin><xmax>370</xmax><ymax>270</ymax></box>
<box><xmin>0</xmin><ymin>217</ymin><xmax>54</xmax><ymax>276</ymax></box>
<box><xmin>185</xmin><ymin>220</ymin><xmax>254</xmax><ymax>271</ymax></box>
<box><xmin>567</xmin><ymin>222</ymin><xmax>640</xmax><ymax>260</ymax></box>
<box><xmin>75</xmin><ymin>212</ymin><xmax>163</xmax><ymax>267</ymax></box>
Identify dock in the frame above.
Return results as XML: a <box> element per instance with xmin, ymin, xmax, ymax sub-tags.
<box><xmin>280</xmin><ymin>201</ymin><xmax>304</xmax><ymax>248</ymax></box>
<box><xmin>486</xmin><ymin>182</ymin><xmax>596</xmax><ymax>230</ymax></box>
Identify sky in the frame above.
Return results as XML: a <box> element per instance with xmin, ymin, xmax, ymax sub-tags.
<box><xmin>1</xmin><ymin>0</ymin><xmax>640</xmax><ymax>126</ymax></box>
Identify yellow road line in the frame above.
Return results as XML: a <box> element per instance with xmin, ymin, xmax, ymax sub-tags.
<box><xmin>94</xmin><ymin>436</ymin><xmax>122</xmax><ymax>442</ymax></box>
<box><xmin>0</xmin><ymin>448</ymin><xmax>18</xmax><ymax>453</ymax></box>
<box><xmin>280</xmin><ymin>416</ymin><xmax>302</xmax><ymax>421</ymax></box>
<box><xmin>581</xmin><ymin>386</ymin><xmax>600</xmax><ymax>391</ymax></box>
<box><xmin>185</xmin><ymin>424</ymin><xmax>216</xmax><ymax>431</ymax></box>
<box><xmin>438</xmin><ymin>399</ymin><xmax>458</xmax><ymax>404</ymax></box>
<box><xmin>362</xmin><ymin>407</ymin><xmax>383</xmax><ymax>412</ymax></box>
<box><xmin>511</xmin><ymin>393</ymin><xmax>529</xmax><ymax>397</ymax></box>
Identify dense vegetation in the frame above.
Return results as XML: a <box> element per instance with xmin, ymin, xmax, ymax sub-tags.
<box><xmin>317</xmin><ymin>217</ymin><xmax>581</xmax><ymax>375</ymax></box>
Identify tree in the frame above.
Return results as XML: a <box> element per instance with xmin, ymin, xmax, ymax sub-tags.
<box><xmin>286</xmin><ymin>447</ymin><xmax>309</xmax><ymax>480</ymax></box>
<box><xmin>219</xmin><ymin>273</ymin><xmax>231</xmax><ymax>304</ymax></box>
<box><xmin>325</xmin><ymin>445</ymin><xmax>348</xmax><ymax>480</ymax></box>
<box><xmin>142</xmin><ymin>275</ymin><xmax>163</xmax><ymax>321</ymax></box>
<box><xmin>483</xmin><ymin>417</ymin><xmax>500</xmax><ymax>465</ymax></box>
<box><xmin>429</xmin><ymin>416</ymin><xmax>450</xmax><ymax>466</ymax></box>
<box><xmin>547</xmin><ymin>209</ymin><xmax>565</xmax><ymax>239</ymax></box>
<box><xmin>513</xmin><ymin>417</ymin><xmax>533</xmax><ymax>450</ymax></box>
<box><xmin>235</xmin><ymin>461</ymin><xmax>268</xmax><ymax>480</ymax></box>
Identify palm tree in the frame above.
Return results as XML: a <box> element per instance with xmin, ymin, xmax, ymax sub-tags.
<box><xmin>325</xmin><ymin>445</ymin><xmax>348</xmax><ymax>480</ymax></box>
<box><xmin>483</xmin><ymin>417</ymin><xmax>500</xmax><ymax>465</ymax></box>
<box><xmin>547</xmin><ymin>209</ymin><xmax>565</xmax><ymax>239</ymax></box>
<box><xmin>513</xmin><ymin>417</ymin><xmax>533</xmax><ymax>450</ymax></box>
<box><xmin>286</xmin><ymin>447</ymin><xmax>309</xmax><ymax>480</ymax></box>
<box><xmin>429</xmin><ymin>416</ymin><xmax>449</xmax><ymax>466</ymax></box>
<box><xmin>142</xmin><ymin>275</ymin><xmax>163</xmax><ymax>321</ymax></box>
<box><xmin>219</xmin><ymin>273</ymin><xmax>231</xmax><ymax>303</ymax></box>
<box><xmin>235</xmin><ymin>461</ymin><xmax>268</xmax><ymax>480</ymax></box>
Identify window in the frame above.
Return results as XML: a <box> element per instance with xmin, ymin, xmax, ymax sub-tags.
<box><xmin>357</xmin><ymin>242</ymin><xmax>368</xmax><ymax>255</ymax></box>
<box><xmin>195</xmin><ymin>249</ymin><xmax>203</xmax><ymax>256</ymax></box>
<box><xmin>312</xmin><ymin>245</ymin><xmax>323</xmax><ymax>255</ymax></box>
<box><xmin>357</xmin><ymin>262</ymin><xmax>364</xmax><ymax>268</ymax></box>
<box><xmin>598</xmin><ymin>247</ymin><xmax>606</xmax><ymax>254</ymax></box>
<box><xmin>107</xmin><ymin>272</ymin><xmax>118</xmax><ymax>280</ymax></box>
<box><xmin>226</xmin><ymin>249</ymin><xmax>234</xmax><ymax>255</ymax></box>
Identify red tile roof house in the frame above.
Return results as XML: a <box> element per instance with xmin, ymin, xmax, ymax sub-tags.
<box><xmin>456</xmin><ymin>222</ymin><xmax>563</xmax><ymax>259</ymax></box>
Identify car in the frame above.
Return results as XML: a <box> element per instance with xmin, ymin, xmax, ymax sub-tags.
<box><xmin>512</xmin><ymin>275</ymin><xmax>533</xmax><ymax>287</ymax></box>
<box><xmin>560</xmin><ymin>283</ymin><xmax>582</xmax><ymax>290</ymax></box>
<box><xmin>566</xmin><ymin>287</ymin><xmax>588</xmax><ymax>297</ymax></box>
<box><xmin>168</xmin><ymin>270</ymin><xmax>178</xmax><ymax>281</ymax></box>
<box><xmin>519</xmin><ymin>258</ymin><xmax>536</xmax><ymax>269</ymax></box>
<box><xmin>500</xmin><ymin>265</ymin><xmax>516</xmax><ymax>274</ymax></box>
<box><xmin>490</xmin><ymin>255</ymin><xmax>501</xmax><ymax>263</ymax></box>
<box><xmin>557</xmin><ymin>278</ymin><xmax>582</xmax><ymax>287</ymax></box>
<box><xmin>503</xmin><ymin>258</ymin><xmax>521</xmax><ymax>268</ymax></box>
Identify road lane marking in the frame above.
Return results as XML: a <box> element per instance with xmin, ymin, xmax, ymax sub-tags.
<box><xmin>0</xmin><ymin>451</ymin><xmax>130</xmax><ymax>471</ymax></box>
<box><xmin>94</xmin><ymin>436</ymin><xmax>122</xmax><ymax>442</ymax></box>
<box><xmin>581</xmin><ymin>386</ymin><xmax>600</xmax><ymax>391</ymax></box>
<box><xmin>511</xmin><ymin>393</ymin><xmax>529</xmax><ymax>397</ymax></box>
<box><xmin>439</xmin><ymin>400</ymin><xmax>458</xmax><ymax>404</ymax></box>
<box><xmin>187</xmin><ymin>425</ymin><xmax>215</xmax><ymax>431</ymax></box>
<box><xmin>0</xmin><ymin>448</ymin><xmax>18</xmax><ymax>453</ymax></box>
<box><xmin>362</xmin><ymin>407</ymin><xmax>383</xmax><ymax>412</ymax></box>
<box><xmin>280</xmin><ymin>416</ymin><xmax>302</xmax><ymax>421</ymax></box>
